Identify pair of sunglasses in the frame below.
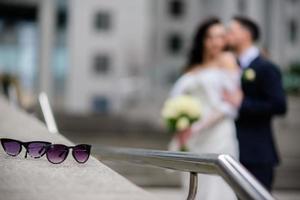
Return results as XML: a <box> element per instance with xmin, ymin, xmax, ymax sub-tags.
<box><xmin>45</xmin><ymin>144</ymin><xmax>91</xmax><ymax>164</ymax></box>
<box><xmin>0</xmin><ymin>138</ymin><xmax>91</xmax><ymax>164</ymax></box>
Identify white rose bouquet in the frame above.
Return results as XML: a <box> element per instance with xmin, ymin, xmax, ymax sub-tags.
<box><xmin>161</xmin><ymin>95</ymin><xmax>202</xmax><ymax>151</ymax></box>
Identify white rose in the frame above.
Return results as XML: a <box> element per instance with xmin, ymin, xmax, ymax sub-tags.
<box><xmin>161</xmin><ymin>95</ymin><xmax>201</xmax><ymax>121</ymax></box>
<box><xmin>176</xmin><ymin>117</ymin><xmax>190</xmax><ymax>131</ymax></box>
<box><xmin>161</xmin><ymin>107</ymin><xmax>177</xmax><ymax>119</ymax></box>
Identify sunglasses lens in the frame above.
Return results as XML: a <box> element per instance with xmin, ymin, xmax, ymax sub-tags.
<box><xmin>73</xmin><ymin>145</ymin><xmax>90</xmax><ymax>163</ymax></box>
<box><xmin>1</xmin><ymin>139</ymin><xmax>21</xmax><ymax>156</ymax></box>
<box><xmin>27</xmin><ymin>142</ymin><xmax>49</xmax><ymax>158</ymax></box>
<box><xmin>46</xmin><ymin>144</ymin><xmax>68</xmax><ymax>164</ymax></box>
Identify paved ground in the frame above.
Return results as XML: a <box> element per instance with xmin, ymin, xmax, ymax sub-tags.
<box><xmin>145</xmin><ymin>188</ymin><xmax>300</xmax><ymax>200</ymax></box>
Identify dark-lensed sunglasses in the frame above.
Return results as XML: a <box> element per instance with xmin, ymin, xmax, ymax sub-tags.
<box><xmin>45</xmin><ymin>144</ymin><xmax>91</xmax><ymax>164</ymax></box>
<box><xmin>0</xmin><ymin>138</ymin><xmax>50</xmax><ymax>158</ymax></box>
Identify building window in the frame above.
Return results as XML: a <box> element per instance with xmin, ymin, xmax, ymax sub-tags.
<box><xmin>94</xmin><ymin>12</ymin><xmax>111</xmax><ymax>31</ymax></box>
<box><xmin>93</xmin><ymin>54</ymin><xmax>111</xmax><ymax>74</ymax></box>
<box><xmin>167</xmin><ymin>33</ymin><xmax>183</xmax><ymax>55</ymax></box>
<box><xmin>168</xmin><ymin>0</ymin><xmax>185</xmax><ymax>18</ymax></box>
<box><xmin>92</xmin><ymin>96</ymin><xmax>110</xmax><ymax>113</ymax></box>
<box><xmin>289</xmin><ymin>19</ymin><xmax>298</xmax><ymax>44</ymax></box>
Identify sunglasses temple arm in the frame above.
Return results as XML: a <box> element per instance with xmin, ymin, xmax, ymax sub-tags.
<box><xmin>24</xmin><ymin>150</ymin><xmax>28</xmax><ymax>158</ymax></box>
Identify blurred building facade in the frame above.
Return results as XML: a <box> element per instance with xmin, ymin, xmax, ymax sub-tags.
<box><xmin>0</xmin><ymin>0</ymin><xmax>300</xmax><ymax>115</ymax></box>
<box><xmin>66</xmin><ymin>0</ymin><xmax>153</xmax><ymax>114</ymax></box>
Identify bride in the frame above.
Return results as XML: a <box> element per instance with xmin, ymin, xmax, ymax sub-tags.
<box><xmin>169</xmin><ymin>18</ymin><xmax>243</xmax><ymax>200</ymax></box>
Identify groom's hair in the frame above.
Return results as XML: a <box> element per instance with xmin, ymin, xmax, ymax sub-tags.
<box><xmin>233</xmin><ymin>16</ymin><xmax>260</xmax><ymax>42</ymax></box>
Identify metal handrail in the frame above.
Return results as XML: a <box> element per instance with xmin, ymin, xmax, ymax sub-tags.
<box><xmin>93</xmin><ymin>146</ymin><xmax>275</xmax><ymax>200</ymax></box>
<box><xmin>38</xmin><ymin>93</ymin><xmax>276</xmax><ymax>200</ymax></box>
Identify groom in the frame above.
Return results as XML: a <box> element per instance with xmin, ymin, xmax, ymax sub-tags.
<box><xmin>225</xmin><ymin>16</ymin><xmax>287</xmax><ymax>190</ymax></box>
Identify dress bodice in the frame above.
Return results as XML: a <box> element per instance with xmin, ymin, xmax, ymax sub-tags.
<box><xmin>171</xmin><ymin>67</ymin><xmax>239</xmax><ymax>119</ymax></box>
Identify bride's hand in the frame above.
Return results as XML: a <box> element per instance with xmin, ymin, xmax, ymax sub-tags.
<box><xmin>176</xmin><ymin>128</ymin><xmax>192</xmax><ymax>146</ymax></box>
<box><xmin>223</xmin><ymin>89</ymin><xmax>243</xmax><ymax>108</ymax></box>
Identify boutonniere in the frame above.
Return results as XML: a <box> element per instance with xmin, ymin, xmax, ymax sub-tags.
<box><xmin>242</xmin><ymin>68</ymin><xmax>256</xmax><ymax>82</ymax></box>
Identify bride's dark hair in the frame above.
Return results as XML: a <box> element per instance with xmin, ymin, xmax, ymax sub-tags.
<box><xmin>184</xmin><ymin>17</ymin><xmax>222</xmax><ymax>73</ymax></box>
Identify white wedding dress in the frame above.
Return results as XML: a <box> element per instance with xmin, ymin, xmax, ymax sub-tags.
<box><xmin>169</xmin><ymin>67</ymin><xmax>239</xmax><ymax>200</ymax></box>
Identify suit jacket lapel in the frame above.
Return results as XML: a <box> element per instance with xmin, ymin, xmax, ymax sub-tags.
<box><xmin>247</xmin><ymin>55</ymin><xmax>261</xmax><ymax>70</ymax></box>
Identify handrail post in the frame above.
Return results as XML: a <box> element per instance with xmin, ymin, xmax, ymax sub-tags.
<box><xmin>38</xmin><ymin>92</ymin><xmax>59</xmax><ymax>134</ymax></box>
<box><xmin>186</xmin><ymin>172</ymin><xmax>198</xmax><ymax>200</ymax></box>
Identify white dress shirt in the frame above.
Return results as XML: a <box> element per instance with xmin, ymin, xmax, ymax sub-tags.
<box><xmin>238</xmin><ymin>46</ymin><xmax>260</xmax><ymax>69</ymax></box>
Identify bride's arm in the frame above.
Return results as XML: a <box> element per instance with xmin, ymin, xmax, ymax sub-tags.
<box><xmin>178</xmin><ymin>109</ymin><xmax>226</xmax><ymax>144</ymax></box>
<box><xmin>191</xmin><ymin>89</ymin><xmax>242</xmax><ymax>134</ymax></box>
<box><xmin>191</xmin><ymin>110</ymin><xmax>225</xmax><ymax>133</ymax></box>
<box><xmin>170</xmin><ymin>75</ymin><xmax>192</xmax><ymax>97</ymax></box>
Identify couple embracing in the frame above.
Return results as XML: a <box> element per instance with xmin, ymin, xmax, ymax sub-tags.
<box><xmin>169</xmin><ymin>16</ymin><xmax>287</xmax><ymax>199</ymax></box>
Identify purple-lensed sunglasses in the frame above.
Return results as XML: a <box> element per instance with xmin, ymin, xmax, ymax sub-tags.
<box><xmin>45</xmin><ymin>144</ymin><xmax>91</xmax><ymax>164</ymax></box>
<box><xmin>0</xmin><ymin>138</ymin><xmax>91</xmax><ymax>164</ymax></box>
<box><xmin>0</xmin><ymin>138</ymin><xmax>51</xmax><ymax>158</ymax></box>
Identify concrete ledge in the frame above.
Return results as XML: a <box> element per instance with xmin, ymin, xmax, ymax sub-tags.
<box><xmin>0</xmin><ymin>97</ymin><xmax>155</xmax><ymax>200</ymax></box>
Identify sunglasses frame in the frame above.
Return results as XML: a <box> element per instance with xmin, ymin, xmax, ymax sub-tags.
<box><xmin>45</xmin><ymin>144</ymin><xmax>91</xmax><ymax>164</ymax></box>
<box><xmin>0</xmin><ymin>138</ymin><xmax>51</xmax><ymax>158</ymax></box>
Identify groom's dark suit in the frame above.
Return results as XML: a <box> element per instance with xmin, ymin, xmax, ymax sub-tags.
<box><xmin>236</xmin><ymin>55</ymin><xmax>287</xmax><ymax>190</ymax></box>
